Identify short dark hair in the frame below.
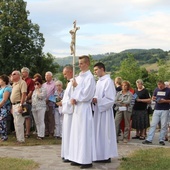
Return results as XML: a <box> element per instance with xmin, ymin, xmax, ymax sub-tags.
<box><xmin>35</xmin><ymin>78</ymin><xmax>43</xmax><ymax>85</ymax></box>
<box><xmin>157</xmin><ymin>80</ymin><xmax>164</xmax><ymax>84</ymax></box>
<box><xmin>33</xmin><ymin>73</ymin><xmax>42</xmax><ymax>80</ymax></box>
<box><xmin>79</xmin><ymin>55</ymin><xmax>90</xmax><ymax>64</ymax></box>
<box><xmin>0</xmin><ymin>74</ymin><xmax>9</xmax><ymax>85</ymax></box>
<box><xmin>64</xmin><ymin>65</ymin><xmax>73</xmax><ymax>71</ymax></box>
<box><xmin>94</xmin><ymin>62</ymin><xmax>105</xmax><ymax>72</ymax></box>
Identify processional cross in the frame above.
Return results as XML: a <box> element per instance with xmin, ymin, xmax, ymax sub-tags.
<box><xmin>69</xmin><ymin>20</ymin><xmax>80</xmax><ymax>79</ymax></box>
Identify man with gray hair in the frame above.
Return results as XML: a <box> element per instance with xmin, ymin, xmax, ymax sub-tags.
<box><xmin>10</xmin><ymin>70</ymin><xmax>27</xmax><ymax>144</ymax></box>
<box><xmin>43</xmin><ymin>71</ymin><xmax>56</xmax><ymax>137</ymax></box>
<box><xmin>21</xmin><ymin>67</ymin><xmax>35</xmax><ymax>138</ymax></box>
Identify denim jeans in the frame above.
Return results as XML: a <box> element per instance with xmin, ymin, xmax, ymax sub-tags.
<box><xmin>146</xmin><ymin>110</ymin><xmax>169</xmax><ymax>142</ymax></box>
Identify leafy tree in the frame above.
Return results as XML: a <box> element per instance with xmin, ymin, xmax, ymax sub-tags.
<box><xmin>0</xmin><ymin>0</ymin><xmax>58</xmax><ymax>76</ymax></box>
<box><xmin>157</xmin><ymin>66</ymin><xmax>170</xmax><ymax>82</ymax></box>
<box><xmin>30</xmin><ymin>53</ymin><xmax>59</xmax><ymax>79</ymax></box>
<box><xmin>145</xmin><ymin>72</ymin><xmax>157</xmax><ymax>95</ymax></box>
<box><xmin>89</xmin><ymin>54</ymin><xmax>97</xmax><ymax>73</ymax></box>
<box><xmin>114</xmin><ymin>54</ymin><xmax>141</xmax><ymax>88</ymax></box>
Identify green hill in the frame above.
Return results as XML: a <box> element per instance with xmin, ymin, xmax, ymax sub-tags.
<box><xmin>54</xmin><ymin>49</ymin><xmax>170</xmax><ymax>72</ymax></box>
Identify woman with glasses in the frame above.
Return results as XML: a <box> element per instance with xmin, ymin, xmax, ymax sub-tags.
<box><xmin>32</xmin><ymin>78</ymin><xmax>47</xmax><ymax>140</ymax></box>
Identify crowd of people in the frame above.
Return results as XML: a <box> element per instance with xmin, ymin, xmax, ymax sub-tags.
<box><xmin>0</xmin><ymin>68</ymin><xmax>65</xmax><ymax>143</ymax></box>
<box><xmin>114</xmin><ymin>77</ymin><xmax>170</xmax><ymax>146</ymax></box>
<box><xmin>0</xmin><ymin>55</ymin><xmax>170</xmax><ymax>169</ymax></box>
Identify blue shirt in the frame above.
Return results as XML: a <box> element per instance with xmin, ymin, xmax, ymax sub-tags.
<box><xmin>153</xmin><ymin>87</ymin><xmax>170</xmax><ymax>110</ymax></box>
<box><xmin>0</xmin><ymin>86</ymin><xmax>12</xmax><ymax>105</ymax></box>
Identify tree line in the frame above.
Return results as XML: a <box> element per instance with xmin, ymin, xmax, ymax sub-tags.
<box><xmin>0</xmin><ymin>0</ymin><xmax>59</xmax><ymax>77</ymax></box>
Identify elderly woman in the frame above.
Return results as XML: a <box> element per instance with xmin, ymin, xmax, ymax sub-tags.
<box><xmin>132</xmin><ymin>79</ymin><xmax>151</xmax><ymax>140</ymax></box>
<box><xmin>0</xmin><ymin>75</ymin><xmax>12</xmax><ymax>141</ymax></box>
<box><xmin>54</xmin><ymin>80</ymin><xmax>65</xmax><ymax>139</ymax></box>
<box><xmin>115</xmin><ymin>81</ymin><xmax>133</xmax><ymax>143</ymax></box>
<box><xmin>32</xmin><ymin>78</ymin><xmax>47</xmax><ymax>140</ymax></box>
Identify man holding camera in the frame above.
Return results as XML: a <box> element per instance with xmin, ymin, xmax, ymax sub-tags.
<box><xmin>143</xmin><ymin>80</ymin><xmax>170</xmax><ymax>146</ymax></box>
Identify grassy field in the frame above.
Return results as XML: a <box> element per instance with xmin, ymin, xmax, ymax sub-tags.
<box><xmin>141</xmin><ymin>59</ymin><xmax>170</xmax><ymax>72</ymax></box>
<box><xmin>0</xmin><ymin>132</ymin><xmax>61</xmax><ymax>146</ymax></box>
<box><xmin>141</xmin><ymin>63</ymin><xmax>158</xmax><ymax>71</ymax></box>
<box><xmin>0</xmin><ymin>157</ymin><xmax>39</xmax><ymax>170</ymax></box>
<box><xmin>119</xmin><ymin>148</ymin><xmax>170</xmax><ymax>170</ymax></box>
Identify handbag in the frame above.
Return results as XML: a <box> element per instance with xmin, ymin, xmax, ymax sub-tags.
<box><xmin>147</xmin><ymin>105</ymin><xmax>153</xmax><ymax>115</ymax></box>
<box><xmin>22</xmin><ymin>104</ymin><xmax>30</xmax><ymax>117</ymax></box>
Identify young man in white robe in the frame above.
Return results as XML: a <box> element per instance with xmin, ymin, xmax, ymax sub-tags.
<box><xmin>61</xmin><ymin>66</ymin><xmax>73</xmax><ymax>162</ymax></box>
<box><xmin>69</xmin><ymin>55</ymin><xmax>96</xmax><ymax>169</ymax></box>
<box><xmin>92</xmin><ymin>62</ymin><xmax>118</xmax><ymax>162</ymax></box>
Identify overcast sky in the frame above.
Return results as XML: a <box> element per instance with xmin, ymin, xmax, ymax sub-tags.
<box><xmin>27</xmin><ymin>0</ymin><xmax>170</xmax><ymax>58</ymax></box>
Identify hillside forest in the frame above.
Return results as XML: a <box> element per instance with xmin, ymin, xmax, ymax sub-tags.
<box><xmin>56</xmin><ymin>48</ymin><xmax>170</xmax><ymax>94</ymax></box>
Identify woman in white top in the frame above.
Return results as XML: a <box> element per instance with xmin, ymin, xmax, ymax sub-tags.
<box><xmin>32</xmin><ymin>78</ymin><xmax>47</xmax><ymax>139</ymax></box>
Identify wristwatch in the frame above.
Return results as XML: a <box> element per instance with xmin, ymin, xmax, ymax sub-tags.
<box><xmin>19</xmin><ymin>103</ymin><xmax>23</xmax><ymax>107</ymax></box>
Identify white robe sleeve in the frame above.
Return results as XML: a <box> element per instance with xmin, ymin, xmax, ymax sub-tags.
<box><xmin>62</xmin><ymin>82</ymin><xmax>73</xmax><ymax>114</ymax></box>
<box><xmin>96</xmin><ymin>78</ymin><xmax>116</xmax><ymax>113</ymax></box>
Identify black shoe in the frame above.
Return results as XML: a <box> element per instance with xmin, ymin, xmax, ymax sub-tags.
<box><xmin>165</xmin><ymin>137</ymin><xmax>168</xmax><ymax>141</ymax></box>
<box><xmin>142</xmin><ymin>140</ymin><xmax>152</xmax><ymax>145</ymax></box>
<box><xmin>93</xmin><ymin>158</ymin><xmax>111</xmax><ymax>163</ymax></box>
<box><xmin>159</xmin><ymin>141</ymin><xmax>165</xmax><ymax>146</ymax></box>
<box><xmin>80</xmin><ymin>164</ymin><xmax>92</xmax><ymax>169</ymax></box>
<box><xmin>55</xmin><ymin>136</ymin><xmax>62</xmax><ymax>140</ymax></box>
<box><xmin>63</xmin><ymin>159</ymin><xmax>71</xmax><ymax>163</ymax></box>
<box><xmin>70</xmin><ymin>162</ymin><xmax>81</xmax><ymax>166</ymax></box>
<box><xmin>132</xmin><ymin>136</ymin><xmax>140</xmax><ymax>139</ymax></box>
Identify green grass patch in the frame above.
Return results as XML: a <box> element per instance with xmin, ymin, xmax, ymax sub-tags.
<box><xmin>0</xmin><ymin>133</ymin><xmax>61</xmax><ymax>146</ymax></box>
<box><xmin>119</xmin><ymin>148</ymin><xmax>170</xmax><ymax>170</ymax></box>
<box><xmin>0</xmin><ymin>157</ymin><xmax>38</xmax><ymax>170</ymax></box>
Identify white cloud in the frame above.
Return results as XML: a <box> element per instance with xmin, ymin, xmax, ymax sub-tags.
<box><xmin>26</xmin><ymin>0</ymin><xmax>170</xmax><ymax>57</ymax></box>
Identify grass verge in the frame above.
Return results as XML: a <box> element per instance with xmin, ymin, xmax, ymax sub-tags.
<box><xmin>0</xmin><ymin>157</ymin><xmax>39</xmax><ymax>170</ymax></box>
<box><xmin>119</xmin><ymin>148</ymin><xmax>170</xmax><ymax>170</ymax></box>
<box><xmin>0</xmin><ymin>133</ymin><xmax>61</xmax><ymax>146</ymax></box>
<box><xmin>0</xmin><ymin>133</ymin><xmax>62</xmax><ymax>169</ymax></box>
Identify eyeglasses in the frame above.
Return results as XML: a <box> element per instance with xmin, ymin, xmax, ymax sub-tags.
<box><xmin>35</xmin><ymin>83</ymin><xmax>40</xmax><ymax>85</ymax></box>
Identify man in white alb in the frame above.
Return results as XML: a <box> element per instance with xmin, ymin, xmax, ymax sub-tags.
<box><xmin>69</xmin><ymin>55</ymin><xmax>96</xmax><ymax>169</ymax></box>
<box><xmin>92</xmin><ymin>62</ymin><xmax>118</xmax><ymax>162</ymax></box>
<box><xmin>61</xmin><ymin>65</ymin><xmax>73</xmax><ymax>162</ymax></box>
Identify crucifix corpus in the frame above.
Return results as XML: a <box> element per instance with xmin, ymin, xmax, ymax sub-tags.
<box><xmin>69</xmin><ymin>20</ymin><xmax>80</xmax><ymax>79</ymax></box>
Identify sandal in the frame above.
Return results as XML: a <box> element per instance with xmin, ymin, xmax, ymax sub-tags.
<box><xmin>0</xmin><ymin>137</ymin><xmax>8</xmax><ymax>142</ymax></box>
<box><xmin>25</xmin><ymin>134</ymin><xmax>30</xmax><ymax>138</ymax></box>
<box><xmin>139</xmin><ymin>136</ymin><xmax>145</xmax><ymax>140</ymax></box>
<box><xmin>37</xmin><ymin>136</ymin><xmax>43</xmax><ymax>140</ymax></box>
